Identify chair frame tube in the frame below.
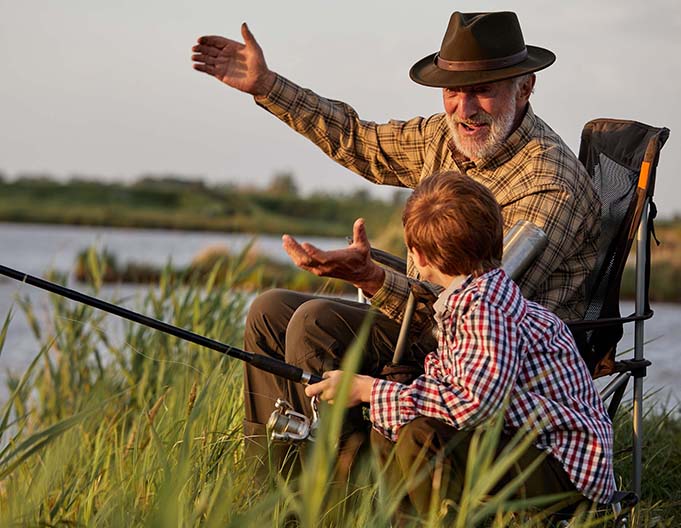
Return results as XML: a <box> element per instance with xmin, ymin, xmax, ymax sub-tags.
<box><xmin>632</xmin><ymin>198</ymin><xmax>649</xmax><ymax>523</ymax></box>
<box><xmin>601</xmin><ymin>372</ymin><xmax>631</xmax><ymax>401</ymax></box>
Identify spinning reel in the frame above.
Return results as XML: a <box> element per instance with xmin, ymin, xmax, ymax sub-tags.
<box><xmin>267</xmin><ymin>395</ymin><xmax>320</xmax><ymax>443</ymax></box>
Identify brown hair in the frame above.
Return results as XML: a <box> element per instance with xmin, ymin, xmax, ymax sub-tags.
<box><xmin>402</xmin><ymin>171</ymin><xmax>503</xmax><ymax>276</ymax></box>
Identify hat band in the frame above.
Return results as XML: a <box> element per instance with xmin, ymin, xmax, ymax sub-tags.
<box><xmin>436</xmin><ymin>48</ymin><xmax>528</xmax><ymax>72</ymax></box>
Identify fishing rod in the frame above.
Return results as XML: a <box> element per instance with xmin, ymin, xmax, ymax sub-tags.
<box><xmin>0</xmin><ymin>264</ymin><xmax>322</xmax><ymax>386</ymax></box>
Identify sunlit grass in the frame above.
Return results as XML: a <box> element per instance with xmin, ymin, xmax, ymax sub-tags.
<box><xmin>0</xmin><ymin>257</ymin><xmax>678</xmax><ymax>526</ymax></box>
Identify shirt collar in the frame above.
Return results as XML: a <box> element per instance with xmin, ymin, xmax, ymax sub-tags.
<box><xmin>448</xmin><ymin>104</ymin><xmax>537</xmax><ymax>172</ymax></box>
<box><xmin>433</xmin><ymin>275</ymin><xmax>468</xmax><ymax>319</ymax></box>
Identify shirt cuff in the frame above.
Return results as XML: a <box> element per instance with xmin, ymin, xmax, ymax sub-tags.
<box><xmin>253</xmin><ymin>73</ymin><xmax>294</xmax><ymax>114</ymax></box>
<box><xmin>370</xmin><ymin>267</ymin><xmax>410</xmax><ymax>322</ymax></box>
<box><xmin>369</xmin><ymin>378</ymin><xmax>406</xmax><ymax>442</ymax></box>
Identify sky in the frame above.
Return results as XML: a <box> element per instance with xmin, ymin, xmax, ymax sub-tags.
<box><xmin>1</xmin><ymin>0</ymin><xmax>680</xmax><ymax>218</ymax></box>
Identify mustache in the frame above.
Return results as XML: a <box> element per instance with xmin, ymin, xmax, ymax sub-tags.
<box><xmin>447</xmin><ymin>113</ymin><xmax>492</xmax><ymax>127</ymax></box>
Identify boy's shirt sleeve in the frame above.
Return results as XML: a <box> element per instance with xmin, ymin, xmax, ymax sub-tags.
<box><xmin>369</xmin><ymin>293</ymin><xmax>522</xmax><ymax>442</ymax></box>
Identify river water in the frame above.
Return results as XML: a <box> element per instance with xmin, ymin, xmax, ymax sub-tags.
<box><xmin>0</xmin><ymin>222</ymin><xmax>679</xmax><ymax>409</ymax></box>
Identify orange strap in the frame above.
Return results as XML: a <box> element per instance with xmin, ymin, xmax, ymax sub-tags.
<box><xmin>638</xmin><ymin>161</ymin><xmax>651</xmax><ymax>189</ymax></box>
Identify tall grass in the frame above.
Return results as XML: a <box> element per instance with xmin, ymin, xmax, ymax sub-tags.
<box><xmin>0</xmin><ymin>257</ymin><xmax>678</xmax><ymax>526</ymax></box>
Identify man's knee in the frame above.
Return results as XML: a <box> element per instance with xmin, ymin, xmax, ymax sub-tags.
<box><xmin>285</xmin><ymin>297</ymin><xmax>363</xmax><ymax>366</ymax></box>
<box><xmin>245</xmin><ymin>289</ymin><xmax>304</xmax><ymax>353</ymax></box>
<box><xmin>246</xmin><ymin>289</ymin><xmax>290</xmax><ymax>330</ymax></box>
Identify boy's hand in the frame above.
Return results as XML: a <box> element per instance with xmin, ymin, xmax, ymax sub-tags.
<box><xmin>282</xmin><ymin>218</ymin><xmax>385</xmax><ymax>295</ymax></box>
<box><xmin>305</xmin><ymin>370</ymin><xmax>375</xmax><ymax>407</ymax></box>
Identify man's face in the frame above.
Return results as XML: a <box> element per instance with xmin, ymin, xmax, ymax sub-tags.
<box><xmin>442</xmin><ymin>78</ymin><xmax>525</xmax><ymax>161</ymax></box>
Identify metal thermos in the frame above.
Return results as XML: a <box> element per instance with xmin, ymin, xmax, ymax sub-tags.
<box><xmin>501</xmin><ymin>220</ymin><xmax>549</xmax><ymax>281</ymax></box>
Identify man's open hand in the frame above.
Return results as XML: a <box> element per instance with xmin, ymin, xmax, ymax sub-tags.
<box><xmin>192</xmin><ymin>23</ymin><xmax>276</xmax><ymax>97</ymax></box>
<box><xmin>283</xmin><ymin>218</ymin><xmax>386</xmax><ymax>295</ymax></box>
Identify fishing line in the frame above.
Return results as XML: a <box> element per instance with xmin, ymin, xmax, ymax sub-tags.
<box><xmin>0</xmin><ymin>264</ymin><xmax>322</xmax><ymax>385</ymax></box>
<box><xmin>11</xmin><ymin>281</ymin><xmax>207</xmax><ymax>377</ymax></box>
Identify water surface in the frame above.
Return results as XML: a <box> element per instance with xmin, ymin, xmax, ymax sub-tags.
<box><xmin>0</xmin><ymin>223</ymin><xmax>679</xmax><ymax>410</ymax></box>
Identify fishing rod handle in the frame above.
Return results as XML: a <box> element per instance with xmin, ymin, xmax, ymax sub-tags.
<box><xmin>249</xmin><ymin>354</ymin><xmax>322</xmax><ymax>385</ymax></box>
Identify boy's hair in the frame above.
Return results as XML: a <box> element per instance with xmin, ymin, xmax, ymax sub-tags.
<box><xmin>402</xmin><ymin>171</ymin><xmax>503</xmax><ymax>276</ymax></box>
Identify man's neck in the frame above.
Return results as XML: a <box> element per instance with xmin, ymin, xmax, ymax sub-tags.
<box><xmin>510</xmin><ymin>102</ymin><xmax>529</xmax><ymax>138</ymax></box>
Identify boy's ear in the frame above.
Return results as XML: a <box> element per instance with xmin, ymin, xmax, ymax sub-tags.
<box><xmin>410</xmin><ymin>247</ymin><xmax>429</xmax><ymax>268</ymax></box>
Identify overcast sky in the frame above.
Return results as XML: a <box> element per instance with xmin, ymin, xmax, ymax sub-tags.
<box><xmin>1</xmin><ymin>0</ymin><xmax>680</xmax><ymax>218</ymax></box>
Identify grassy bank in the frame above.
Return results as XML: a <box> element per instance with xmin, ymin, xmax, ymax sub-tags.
<box><xmin>0</xmin><ymin>176</ymin><xmax>402</xmax><ymax>238</ymax></box>
<box><xmin>621</xmin><ymin>222</ymin><xmax>681</xmax><ymax>303</ymax></box>
<box><xmin>0</xmin><ymin>261</ymin><xmax>679</xmax><ymax>526</ymax></box>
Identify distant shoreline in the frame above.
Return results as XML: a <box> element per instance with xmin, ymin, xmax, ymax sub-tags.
<box><xmin>0</xmin><ymin>176</ymin><xmax>404</xmax><ymax>239</ymax></box>
<box><xmin>0</xmin><ymin>172</ymin><xmax>679</xmax><ymax>302</ymax></box>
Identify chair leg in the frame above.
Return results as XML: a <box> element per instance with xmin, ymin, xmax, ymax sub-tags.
<box><xmin>631</xmin><ymin>374</ymin><xmax>644</xmax><ymax>526</ymax></box>
<box><xmin>631</xmin><ymin>197</ymin><xmax>650</xmax><ymax>526</ymax></box>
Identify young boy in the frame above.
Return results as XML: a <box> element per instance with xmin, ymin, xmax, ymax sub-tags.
<box><xmin>305</xmin><ymin>171</ymin><xmax>615</xmax><ymax>514</ymax></box>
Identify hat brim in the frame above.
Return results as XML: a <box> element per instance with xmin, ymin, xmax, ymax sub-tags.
<box><xmin>409</xmin><ymin>45</ymin><xmax>556</xmax><ymax>88</ymax></box>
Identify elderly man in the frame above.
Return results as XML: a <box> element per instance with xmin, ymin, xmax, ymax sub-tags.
<box><xmin>192</xmin><ymin>11</ymin><xmax>600</xmax><ymax>474</ymax></box>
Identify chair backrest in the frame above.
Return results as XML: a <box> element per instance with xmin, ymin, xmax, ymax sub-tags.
<box><xmin>572</xmin><ymin>119</ymin><xmax>669</xmax><ymax>376</ymax></box>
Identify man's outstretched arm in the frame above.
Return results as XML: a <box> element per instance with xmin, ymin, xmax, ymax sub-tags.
<box><xmin>192</xmin><ymin>23</ymin><xmax>276</xmax><ymax>97</ymax></box>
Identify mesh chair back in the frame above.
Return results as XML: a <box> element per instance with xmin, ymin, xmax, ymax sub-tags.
<box><xmin>574</xmin><ymin>119</ymin><xmax>669</xmax><ymax>376</ymax></box>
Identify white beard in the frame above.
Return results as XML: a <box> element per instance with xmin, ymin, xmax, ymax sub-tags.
<box><xmin>446</xmin><ymin>98</ymin><xmax>517</xmax><ymax>161</ymax></box>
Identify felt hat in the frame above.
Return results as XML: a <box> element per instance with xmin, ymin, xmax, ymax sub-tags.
<box><xmin>410</xmin><ymin>11</ymin><xmax>555</xmax><ymax>88</ymax></box>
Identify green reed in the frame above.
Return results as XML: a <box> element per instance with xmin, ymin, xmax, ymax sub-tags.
<box><xmin>0</xmin><ymin>254</ymin><xmax>677</xmax><ymax>526</ymax></box>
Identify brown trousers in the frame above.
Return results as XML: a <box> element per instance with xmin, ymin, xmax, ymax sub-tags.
<box><xmin>371</xmin><ymin>417</ymin><xmax>583</xmax><ymax>521</ymax></box>
<box><xmin>242</xmin><ymin>289</ymin><xmax>432</xmax><ymax>466</ymax></box>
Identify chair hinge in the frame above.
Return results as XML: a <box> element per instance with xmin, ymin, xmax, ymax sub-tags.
<box><xmin>615</xmin><ymin>358</ymin><xmax>651</xmax><ymax>379</ymax></box>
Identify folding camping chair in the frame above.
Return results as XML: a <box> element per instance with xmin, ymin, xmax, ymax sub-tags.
<box><xmin>368</xmin><ymin>118</ymin><xmax>669</xmax><ymax>525</ymax></box>
<box><xmin>565</xmin><ymin>118</ymin><xmax>669</xmax><ymax>520</ymax></box>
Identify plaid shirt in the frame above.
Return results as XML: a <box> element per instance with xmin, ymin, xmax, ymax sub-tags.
<box><xmin>369</xmin><ymin>269</ymin><xmax>615</xmax><ymax>503</ymax></box>
<box><xmin>256</xmin><ymin>75</ymin><xmax>600</xmax><ymax>326</ymax></box>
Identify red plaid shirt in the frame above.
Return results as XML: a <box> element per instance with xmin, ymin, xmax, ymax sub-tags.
<box><xmin>369</xmin><ymin>269</ymin><xmax>615</xmax><ymax>503</ymax></box>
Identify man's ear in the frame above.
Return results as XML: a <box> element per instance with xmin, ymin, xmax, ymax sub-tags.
<box><xmin>516</xmin><ymin>73</ymin><xmax>536</xmax><ymax>103</ymax></box>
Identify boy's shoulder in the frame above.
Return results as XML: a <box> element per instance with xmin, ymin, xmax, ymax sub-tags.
<box><xmin>468</xmin><ymin>271</ymin><xmax>572</xmax><ymax>341</ymax></box>
<box><xmin>445</xmin><ymin>268</ymin><xmax>527</xmax><ymax>321</ymax></box>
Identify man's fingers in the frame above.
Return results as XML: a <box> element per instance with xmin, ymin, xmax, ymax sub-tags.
<box><xmin>352</xmin><ymin>218</ymin><xmax>370</xmax><ymax>248</ymax></box>
<box><xmin>196</xmin><ymin>35</ymin><xmax>230</xmax><ymax>48</ymax></box>
<box><xmin>192</xmin><ymin>63</ymin><xmax>215</xmax><ymax>75</ymax></box>
<box><xmin>282</xmin><ymin>234</ymin><xmax>304</xmax><ymax>255</ymax></box>
<box><xmin>192</xmin><ymin>54</ymin><xmax>221</xmax><ymax>66</ymax></box>
<box><xmin>300</xmin><ymin>242</ymin><xmax>325</xmax><ymax>261</ymax></box>
<box><xmin>241</xmin><ymin>22</ymin><xmax>258</xmax><ymax>48</ymax></box>
<box><xmin>193</xmin><ymin>41</ymin><xmax>243</xmax><ymax>58</ymax></box>
<box><xmin>283</xmin><ymin>235</ymin><xmax>318</xmax><ymax>261</ymax></box>
<box><xmin>283</xmin><ymin>235</ymin><xmax>314</xmax><ymax>266</ymax></box>
<box><xmin>191</xmin><ymin>44</ymin><xmax>221</xmax><ymax>57</ymax></box>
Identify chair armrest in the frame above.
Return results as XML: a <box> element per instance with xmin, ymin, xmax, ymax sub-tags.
<box><xmin>366</xmin><ymin>219</ymin><xmax>547</xmax><ymax>279</ymax></box>
<box><xmin>369</xmin><ymin>248</ymin><xmax>407</xmax><ymax>274</ymax></box>
<box><xmin>565</xmin><ymin>310</ymin><xmax>654</xmax><ymax>331</ymax></box>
